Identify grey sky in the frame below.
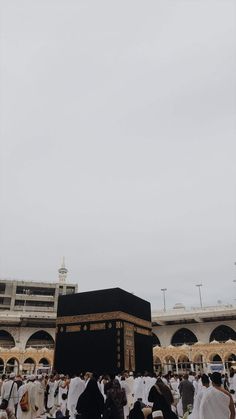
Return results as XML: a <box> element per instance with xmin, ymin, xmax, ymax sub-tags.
<box><xmin>1</xmin><ymin>0</ymin><xmax>236</xmax><ymax>310</ymax></box>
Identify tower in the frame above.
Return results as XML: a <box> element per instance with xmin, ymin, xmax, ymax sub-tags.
<box><xmin>58</xmin><ymin>257</ymin><xmax>68</xmax><ymax>283</ymax></box>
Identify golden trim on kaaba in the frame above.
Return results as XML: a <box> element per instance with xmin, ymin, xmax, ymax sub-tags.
<box><xmin>124</xmin><ymin>322</ymin><xmax>135</xmax><ymax>370</ymax></box>
<box><xmin>56</xmin><ymin>311</ymin><xmax>151</xmax><ymax>329</ymax></box>
<box><xmin>66</xmin><ymin>325</ymin><xmax>81</xmax><ymax>333</ymax></box>
<box><xmin>136</xmin><ymin>327</ymin><xmax>152</xmax><ymax>336</ymax></box>
<box><xmin>90</xmin><ymin>322</ymin><xmax>106</xmax><ymax>331</ymax></box>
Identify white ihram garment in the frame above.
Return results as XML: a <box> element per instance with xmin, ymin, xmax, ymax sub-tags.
<box><xmin>47</xmin><ymin>381</ymin><xmax>56</xmax><ymax>409</ymax></box>
<box><xmin>199</xmin><ymin>386</ymin><xmax>231</xmax><ymax>419</ymax></box>
<box><xmin>67</xmin><ymin>377</ymin><xmax>85</xmax><ymax>419</ymax></box>
<box><xmin>133</xmin><ymin>377</ymin><xmax>144</xmax><ymax>402</ymax></box>
<box><xmin>17</xmin><ymin>384</ymin><xmax>27</xmax><ymax>419</ymax></box>
<box><xmin>1</xmin><ymin>380</ymin><xmax>18</xmax><ymax>411</ymax></box>
<box><xmin>34</xmin><ymin>380</ymin><xmax>45</xmax><ymax>414</ymax></box>
<box><xmin>126</xmin><ymin>376</ymin><xmax>134</xmax><ymax>409</ymax></box>
<box><xmin>19</xmin><ymin>382</ymin><xmax>38</xmax><ymax>419</ymax></box>
<box><xmin>143</xmin><ymin>377</ymin><xmax>156</xmax><ymax>405</ymax></box>
<box><xmin>188</xmin><ymin>386</ymin><xmax>208</xmax><ymax>419</ymax></box>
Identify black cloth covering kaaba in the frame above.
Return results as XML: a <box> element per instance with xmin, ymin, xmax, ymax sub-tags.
<box><xmin>54</xmin><ymin>287</ymin><xmax>153</xmax><ymax>375</ymax></box>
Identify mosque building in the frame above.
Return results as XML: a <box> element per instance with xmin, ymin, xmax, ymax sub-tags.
<box><xmin>0</xmin><ymin>259</ymin><xmax>77</xmax><ymax>374</ymax></box>
<box><xmin>152</xmin><ymin>302</ymin><xmax>236</xmax><ymax>374</ymax></box>
<box><xmin>1</xmin><ymin>261</ymin><xmax>236</xmax><ymax>376</ymax></box>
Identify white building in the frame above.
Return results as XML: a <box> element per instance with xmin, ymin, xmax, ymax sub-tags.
<box><xmin>152</xmin><ymin>303</ymin><xmax>236</xmax><ymax>373</ymax></box>
<box><xmin>0</xmin><ymin>261</ymin><xmax>77</xmax><ymax>374</ymax></box>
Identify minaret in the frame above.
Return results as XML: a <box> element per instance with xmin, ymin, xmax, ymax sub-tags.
<box><xmin>58</xmin><ymin>257</ymin><xmax>68</xmax><ymax>283</ymax></box>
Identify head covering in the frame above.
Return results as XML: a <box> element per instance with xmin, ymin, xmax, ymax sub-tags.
<box><xmin>28</xmin><ymin>375</ymin><xmax>36</xmax><ymax>381</ymax></box>
<box><xmin>9</xmin><ymin>373</ymin><xmax>15</xmax><ymax>379</ymax></box>
<box><xmin>130</xmin><ymin>401</ymin><xmax>145</xmax><ymax>419</ymax></box>
<box><xmin>133</xmin><ymin>401</ymin><xmax>142</xmax><ymax>409</ymax></box>
<box><xmin>112</xmin><ymin>379</ymin><xmax>121</xmax><ymax>389</ymax></box>
<box><xmin>76</xmin><ymin>378</ymin><xmax>104</xmax><ymax>416</ymax></box>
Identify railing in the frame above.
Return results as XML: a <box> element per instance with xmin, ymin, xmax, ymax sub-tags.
<box><xmin>152</xmin><ymin>304</ymin><xmax>235</xmax><ymax>316</ymax></box>
<box><xmin>0</xmin><ymin>344</ymin><xmax>15</xmax><ymax>349</ymax></box>
<box><xmin>0</xmin><ymin>343</ymin><xmax>54</xmax><ymax>350</ymax></box>
<box><xmin>25</xmin><ymin>344</ymin><xmax>54</xmax><ymax>349</ymax></box>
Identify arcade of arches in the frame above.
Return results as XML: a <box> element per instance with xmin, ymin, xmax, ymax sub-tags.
<box><xmin>0</xmin><ymin>329</ymin><xmax>54</xmax><ymax>374</ymax></box>
<box><xmin>153</xmin><ymin>324</ymin><xmax>236</xmax><ymax>374</ymax></box>
<box><xmin>1</xmin><ymin>324</ymin><xmax>236</xmax><ymax>374</ymax></box>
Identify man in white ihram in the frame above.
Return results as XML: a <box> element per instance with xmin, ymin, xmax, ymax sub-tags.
<box><xmin>199</xmin><ymin>372</ymin><xmax>235</xmax><ymax>419</ymax></box>
<box><xmin>18</xmin><ymin>375</ymin><xmax>38</xmax><ymax>419</ymax></box>
<box><xmin>1</xmin><ymin>373</ymin><xmax>18</xmax><ymax>411</ymax></box>
<box><xmin>188</xmin><ymin>374</ymin><xmax>209</xmax><ymax>419</ymax></box>
<box><xmin>67</xmin><ymin>373</ymin><xmax>85</xmax><ymax>419</ymax></box>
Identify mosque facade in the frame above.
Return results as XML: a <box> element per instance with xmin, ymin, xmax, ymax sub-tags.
<box><xmin>0</xmin><ymin>267</ymin><xmax>236</xmax><ymax>376</ymax></box>
<box><xmin>0</xmin><ymin>260</ymin><xmax>77</xmax><ymax>374</ymax></box>
<box><xmin>152</xmin><ymin>304</ymin><xmax>236</xmax><ymax>374</ymax></box>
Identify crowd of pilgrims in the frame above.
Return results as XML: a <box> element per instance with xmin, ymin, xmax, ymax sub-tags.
<box><xmin>0</xmin><ymin>369</ymin><xmax>236</xmax><ymax>419</ymax></box>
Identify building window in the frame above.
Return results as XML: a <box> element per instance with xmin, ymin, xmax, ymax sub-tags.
<box><xmin>65</xmin><ymin>287</ymin><xmax>76</xmax><ymax>295</ymax></box>
<box><xmin>16</xmin><ymin>286</ymin><xmax>55</xmax><ymax>296</ymax></box>
<box><xmin>0</xmin><ymin>284</ymin><xmax>6</xmax><ymax>295</ymax></box>
<box><xmin>15</xmin><ymin>300</ymin><xmax>54</xmax><ymax>308</ymax></box>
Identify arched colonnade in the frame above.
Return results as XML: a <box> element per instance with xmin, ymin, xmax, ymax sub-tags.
<box><xmin>0</xmin><ymin>329</ymin><xmax>54</xmax><ymax>375</ymax></box>
<box><xmin>153</xmin><ymin>341</ymin><xmax>236</xmax><ymax>374</ymax></box>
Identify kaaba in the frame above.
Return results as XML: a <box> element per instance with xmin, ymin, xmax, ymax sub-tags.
<box><xmin>54</xmin><ymin>288</ymin><xmax>153</xmax><ymax>375</ymax></box>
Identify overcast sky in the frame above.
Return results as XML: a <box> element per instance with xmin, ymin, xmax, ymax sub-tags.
<box><xmin>1</xmin><ymin>0</ymin><xmax>236</xmax><ymax>310</ymax></box>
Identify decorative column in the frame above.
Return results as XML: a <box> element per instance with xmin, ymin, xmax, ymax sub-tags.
<box><xmin>175</xmin><ymin>361</ymin><xmax>179</xmax><ymax>374</ymax></box>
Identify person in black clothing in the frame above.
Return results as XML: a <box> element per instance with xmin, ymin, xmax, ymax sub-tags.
<box><xmin>76</xmin><ymin>378</ymin><xmax>104</xmax><ymax>419</ymax></box>
<box><xmin>129</xmin><ymin>401</ymin><xmax>144</xmax><ymax>419</ymax></box>
<box><xmin>178</xmin><ymin>374</ymin><xmax>194</xmax><ymax>414</ymax></box>
<box><xmin>148</xmin><ymin>378</ymin><xmax>178</xmax><ymax>419</ymax></box>
<box><xmin>104</xmin><ymin>379</ymin><xmax>127</xmax><ymax>419</ymax></box>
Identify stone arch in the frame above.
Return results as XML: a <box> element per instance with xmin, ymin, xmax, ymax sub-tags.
<box><xmin>165</xmin><ymin>355</ymin><xmax>176</xmax><ymax>364</ymax></box>
<box><xmin>38</xmin><ymin>357</ymin><xmax>50</xmax><ymax>366</ymax></box>
<box><xmin>0</xmin><ymin>358</ymin><xmax>4</xmax><ymax>374</ymax></box>
<box><xmin>0</xmin><ymin>330</ymin><xmax>15</xmax><ymax>348</ymax></box>
<box><xmin>209</xmin><ymin>325</ymin><xmax>236</xmax><ymax>343</ymax></box>
<box><xmin>193</xmin><ymin>353</ymin><xmax>204</xmax><ymax>373</ymax></box>
<box><xmin>22</xmin><ymin>358</ymin><xmax>36</xmax><ymax>374</ymax></box>
<box><xmin>178</xmin><ymin>354</ymin><xmax>191</xmax><ymax>371</ymax></box>
<box><xmin>164</xmin><ymin>355</ymin><xmax>176</xmax><ymax>372</ymax></box>
<box><xmin>25</xmin><ymin>330</ymin><xmax>55</xmax><ymax>349</ymax></box>
<box><xmin>37</xmin><ymin>357</ymin><xmax>52</xmax><ymax>374</ymax></box>
<box><xmin>224</xmin><ymin>353</ymin><xmax>236</xmax><ymax>370</ymax></box>
<box><xmin>152</xmin><ymin>333</ymin><xmax>161</xmax><ymax>347</ymax></box>
<box><xmin>209</xmin><ymin>353</ymin><xmax>222</xmax><ymax>362</ymax></box>
<box><xmin>224</xmin><ymin>353</ymin><xmax>236</xmax><ymax>362</ymax></box>
<box><xmin>171</xmin><ymin>328</ymin><xmax>198</xmax><ymax>346</ymax></box>
<box><xmin>193</xmin><ymin>353</ymin><xmax>204</xmax><ymax>363</ymax></box>
<box><xmin>5</xmin><ymin>357</ymin><xmax>19</xmax><ymax>374</ymax></box>
<box><xmin>153</xmin><ymin>356</ymin><xmax>162</xmax><ymax>372</ymax></box>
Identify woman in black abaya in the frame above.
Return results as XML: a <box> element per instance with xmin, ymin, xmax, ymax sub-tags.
<box><xmin>148</xmin><ymin>378</ymin><xmax>178</xmax><ymax>419</ymax></box>
<box><xmin>76</xmin><ymin>378</ymin><xmax>104</xmax><ymax>419</ymax></box>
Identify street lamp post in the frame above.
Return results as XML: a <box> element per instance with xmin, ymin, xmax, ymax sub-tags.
<box><xmin>196</xmin><ymin>284</ymin><xmax>203</xmax><ymax>308</ymax></box>
<box><xmin>161</xmin><ymin>288</ymin><xmax>167</xmax><ymax>312</ymax></box>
